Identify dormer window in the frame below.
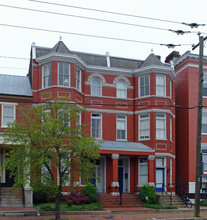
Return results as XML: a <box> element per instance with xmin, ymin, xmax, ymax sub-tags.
<box><xmin>58</xmin><ymin>62</ymin><xmax>70</xmax><ymax>87</ymax></box>
<box><xmin>42</xmin><ymin>63</ymin><xmax>51</xmax><ymax>88</ymax></box>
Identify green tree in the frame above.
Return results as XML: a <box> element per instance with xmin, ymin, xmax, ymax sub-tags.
<box><xmin>3</xmin><ymin>97</ymin><xmax>100</xmax><ymax>220</ymax></box>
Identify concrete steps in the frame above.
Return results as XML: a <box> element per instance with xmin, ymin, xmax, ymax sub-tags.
<box><xmin>100</xmin><ymin>194</ymin><xmax>143</xmax><ymax>208</ymax></box>
<box><xmin>160</xmin><ymin>194</ymin><xmax>187</xmax><ymax>208</ymax></box>
<box><xmin>0</xmin><ymin>187</ymin><xmax>24</xmax><ymax>207</ymax></box>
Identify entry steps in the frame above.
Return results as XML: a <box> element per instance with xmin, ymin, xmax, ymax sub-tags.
<box><xmin>100</xmin><ymin>193</ymin><xmax>143</xmax><ymax>208</ymax></box>
<box><xmin>160</xmin><ymin>194</ymin><xmax>189</xmax><ymax>208</ymax></box>
<box><xmin>0</xmin><ymin>187</ymin><xmax>24</xmax><ymax>207</ymax></box>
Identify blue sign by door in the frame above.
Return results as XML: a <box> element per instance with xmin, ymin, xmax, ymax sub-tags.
<box><xmin>118</xmin><ymin>167</ymin><xmax>123</xmax><ymax>193</ymax></box>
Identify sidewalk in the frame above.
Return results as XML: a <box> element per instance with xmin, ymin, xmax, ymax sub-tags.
<box><xmin>0</xmin><ymin>207</ymin><xmax>207</xmax><ymax>220</ymax></box>
<box><xmin>0</xmin><ymin>206</ymin><xmax>207</xmax><ymax>219</ymax></box>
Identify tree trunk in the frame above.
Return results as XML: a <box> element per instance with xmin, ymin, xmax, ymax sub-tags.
<box><xmin>55</xmin><ymin>191</ymin><xmax>62</xmax><ymax>220</ymax></box>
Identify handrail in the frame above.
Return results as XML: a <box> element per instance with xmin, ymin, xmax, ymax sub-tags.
<box><xmin>175</xmin><ymin>181</ymin><xmax>192</xmax><ymax>208</ymax></box>
<box><xmin>156</xmin><ymin>183</ymin><xmax>174</xmax><ymax>205</ymax></box>
<box><xmin>0</xmin><ymin>176</ymin><xmax>1</xmax><ymax>202</ymax></box>
<box><xmin>93</xmin><ymin>183</ymin><xmax>100</xmax><ymax>204</ymax></box>
<box><xmin>22</xmin><ymin>185</ymin><xmax>25</xmax><ymax>207</ymax></box>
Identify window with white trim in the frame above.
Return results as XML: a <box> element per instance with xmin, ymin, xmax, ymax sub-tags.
<box><xmin>41</xmin><ymin>162</ymin><xmax>51</xmax><ymax>184</ymax></box>
<box><xmin>76</xmin><ymin>67</ymin><xmax>81</xmax><ymax>92</ymax></box>
<box><xmin>202</xmin><ymin>151</ymin><xmax>207</xmax><ymax>174</ymax></box>
<box><xmin>91</xmin><ymin>78</ymin><xmax>102</xmax><ymax>96</ymax></box>
<box><xmin>58</xmin><ymin>62</ymin><xmax>70</xmax><ymax>86</ymax></box>
<box><xmin>139</xmin><ymin>75</ymin><xmax>150</xmax><ymax>97</ymax></box>
<box><xmin>202</xmin><ymin>111</ymin><xmax>207</xmax><ymax>134</ymax></box>
<box><xmin>116</xmin><ymin>115</ymin><xmax>127</xmax><ymax>140</ymax></box>
<box><xmin>91</xmin><ymin>113</ymin><xmax>102</xmax><ymax>139</ymax></box>
<box><xmin>139</xmin><ymin>157</ymin><xmax>148</xmax><ymax>185</ymax></box>
<box><xmin>170</xmin><ymin>116</ymin><xmax>173</xmax><ymax>142</ymax></box>
<box><xmin>156</xmin><ymin>74</ymin><xmax>166</xmax><ymax>96</ymax></box>
<box><xmin>2</xmin><ymin>105</ymin><xmax>15</xmax><ymax>127</ymax></box>
<box><xmin>42</xmin><ymin>63</ymin><xmax>51</xmax><ymax>88</ymax></box>
<box><xmin>156</xmin><ymin>113</ymin><xmax>166</xmax><ymax>139</ymax></box>
<box><xmin>203</xmin><ymin>76</ymin><xmax>207</xmax><ymax>97</ymax></box>
<box><xmin>116</xmin><ymin>80</ymin><xmax>127</xmax><ymax>98</ymax></box>
<box><xmin>139</xmin><ymin>113</ymin><xmax>150</xmax><ymax>140</ymax></box>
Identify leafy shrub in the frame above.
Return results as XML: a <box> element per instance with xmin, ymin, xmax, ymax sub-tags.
<box><xmin>66</xmin><ymin>199</ymin><xmax>73</xmax><ymax>207</ymax></box>
<box><xmin>64</xmin><ymin>191</ymin><xmax>89</xmax><ymax>205</ymax></box>
<box><xmin>33</xmin><ymin>184</ymin><xmax>58</xmax><ymax>204</ymax></box>
<box><xmin>82</xmin><ymin>183</ymin><xmax>97</xmax><ymax>203</ymax></box>
<box><xmin>140</xmin><ymin>185</ymin><xmax>157</xmax><ymax>204</ymax></box>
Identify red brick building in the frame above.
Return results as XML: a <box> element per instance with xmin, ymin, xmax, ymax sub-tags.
<box><xmin>169</xmin><ymin>51</ymin><xmax>207</xmax><ymax>194</ymax></box>
<box><xmin>0</xmin><ymin>40</ymin><xmax>176</xmax><ymax>204</ymax></box>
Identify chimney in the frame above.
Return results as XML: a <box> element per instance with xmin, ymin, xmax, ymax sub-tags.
<box><xmin>165</xmin><ymin>51</ymin><xmax>180</xmax><ymax>63</ymax></box>
<box><xmin>105</xmin><ymin>52</ymin><xmax>110</xmax><ymax>67</ymax></box>
<box><xmin>32</xmin><ymin>42</ymin><xmax>36</xmax><ymax>60</ymax></box>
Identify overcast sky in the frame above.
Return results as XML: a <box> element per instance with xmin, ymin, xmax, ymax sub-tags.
<box><xmin>1</xmin><ymin>0</ymin><xmax>207</xmax><ymax>76</ymax></box>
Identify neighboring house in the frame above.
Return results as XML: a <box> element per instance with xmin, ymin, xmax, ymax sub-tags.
<box><xmin>0</xmin><ymin>74</ymin><xmax>33</xmax><ymax>206</ymax></box>
<box><xmin>167</xmin><ymin>51</ymin><xmax>207</xmax><ymax>194</ymax></box>
<box><xmin>0</xmin><ymin>40</ymin><xmax>176</xmax><ymax>200</ymax></box>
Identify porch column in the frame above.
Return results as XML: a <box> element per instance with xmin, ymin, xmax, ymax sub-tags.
<box><xmin>111</xmin><ymin>154</ymin><xmax>119</xmax><ymax>195</ymax></box>
<box><xmin>148</xmin><ymin>155</ymin><xmax>155</xmax><ymax>187</ymax></box>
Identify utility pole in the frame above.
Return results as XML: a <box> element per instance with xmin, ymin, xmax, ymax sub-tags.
<box><xmin>193</xmin><ymin>35</ymin><xmax>205</xmax><ymax>217</ymax></box>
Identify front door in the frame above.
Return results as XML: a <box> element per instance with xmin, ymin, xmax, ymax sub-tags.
<box><xmin>156</xmin><ymin>168</ymin><xmax>164</xmax><ymax>192</ymax></box>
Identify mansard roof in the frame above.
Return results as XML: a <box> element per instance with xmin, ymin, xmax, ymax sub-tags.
<box><xmin>34</xmin><ymin>40</ymin><xmax>170</xmax><ymax>70</ymax></box>
<box><xmin>50</xmin><ymin>40</ymin><xmax>71</xmax><ymax>54</ymax></box>
<box><xmin>140</xmin><ymin>53</ymin><xmax>165</xmax><ymax>68</ymax></box>
<box><xmin>0</xmin><ymin>74</ymin><xmax>32</xmax><ymax>97</ymax></box>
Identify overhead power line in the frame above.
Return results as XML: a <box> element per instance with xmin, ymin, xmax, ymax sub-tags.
<box><xmin>0</xmin><ymin>98</ymin><xmax>204</xmax><ymax>110</ymax></box>
<box><xmin>26</xmin><ymin>0</ymin><xmax>186</xmax><ymax>25</ymax></box>
<box><xmin>0</xmin><ymin>4</ymin><xmax>177</xmax><ymax>32</ymax></box>
<box><xmin>0</xmin><ymin>56</ymin><xmax>29</xmax><ymax>60</ymax></box>
<box><xmin>0</xmin><ymin>23</ymin><xmax>192</xmax><ymax>47</ymax></box>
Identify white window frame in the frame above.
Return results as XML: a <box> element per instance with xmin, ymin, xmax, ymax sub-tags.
<box><xmin>1</xmin><ymin>104</ymin><xmax>16</xmax><ymax>128</ymax></box>
<box><xmin>116</xmin><ymin>115</ymin><xmax>127</xmax><ymax>140</ymax></box>
<box><xmin>91</xmin><ymin>78</ymin><xmax>102</xmax><ymax>96</ymax></box>
<box><xmin>42</xmin><ymin>63</ymin><xmax>51</xmax><ymax>88</ymax></box>
<box><xmin>203</xmin><ymin>75</ymin><xmax>207</xmax><ymax>97</ymax></box>
<box><xmin>202</xmin><ymin>151</ymin><xmax>207</xmax><ymax>174</ymax></box>
<box><xmin>76</xmin><ymin>67</ymin><xmax>81</xmax><ymax>92</ymax></box>
<box><xmin>138</xmin><ymin>113</ymin><xmax>150</xmax><ymax>140</ymax></box>
<box><xmin>91</xmin><ymin>113</ymin><xmax>102</xmax><ymax>139</ymax></box>
<box><xmin>156</xmin><ymin>113</ymin><xmax>166</xmax><ymax>140</ymax></box>
<box><xmin>138</xmin><ymin>157</ymin><xmax>148</xmax><ymax>186</ymax></box>
<box><xmin>139</xmin><ymin>75</ymin><xmax>150</xmax><ymax>97</ymax></box>
<box><xmin>116</xmin><ymin>80</ymin><xmax>127</xmax><ymax>98</ymax></box>
<box><xmin>58</xmin><ymin>62</ymin><xmax>70</xmax><ymax>87</ymax></box>
<box><xmin>156</xmin><ymin>74</ymin><xmax>166</xmax><ymax>97</ymax></box>
<box><xmin>170</xmin><ymin>79</ymin><xmax>172</xmax><ymax>99</ymax></box>
<box><xmin>170</xmin><ymin>116</ymin><xmax>173</xmax><ymax>142</ymax></box>
<box><xmin>202</xmin><ymin>110</ymin><xmax>207</xmax><ymax>134</ymax></box>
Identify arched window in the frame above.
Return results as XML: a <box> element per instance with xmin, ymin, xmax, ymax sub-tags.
<box><xmin>116</xmin><ymin>80</ymin><xmax>127</xmax><ymax>98</ymax></box>
<box><xmin>91</xmin><ymin>78</ymin><xmax>102</xmax><ymax>96</ymax></box>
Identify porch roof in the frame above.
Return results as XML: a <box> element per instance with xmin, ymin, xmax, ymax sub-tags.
<box><xmin>99</xmin><ymin>141</ymin><xmax>154</xmax><ymax>153</ymax></box>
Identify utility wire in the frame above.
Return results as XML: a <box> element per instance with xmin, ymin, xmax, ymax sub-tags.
<box><xmin>26</xmin><ymin>0</ymin><xmax>185</xmax><ymax>25</ymax></box>
<box><xmin>0</xmin><ymin>56</ymin><xmax>29</xmax><ymax>60</ymax></box>
<box><xmin>0</xmin><ymin>98</ymin><xmax>203</xmax><ymax>109</ymax></box>
<box><xmin>0</xmin><ymin>23</ymin><xmax>193</xmax><ymax>47</ymax></box>
<box><xmin>0</xmin><ymin>4</ymin><xmax>178</xmax><ymax>32</ymax></box>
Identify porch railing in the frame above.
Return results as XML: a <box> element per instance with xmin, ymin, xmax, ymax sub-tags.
<box><xmin>22</xmin><ymin>185</ymin><xmax>25</xmax><ymax>207</ymax></box>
